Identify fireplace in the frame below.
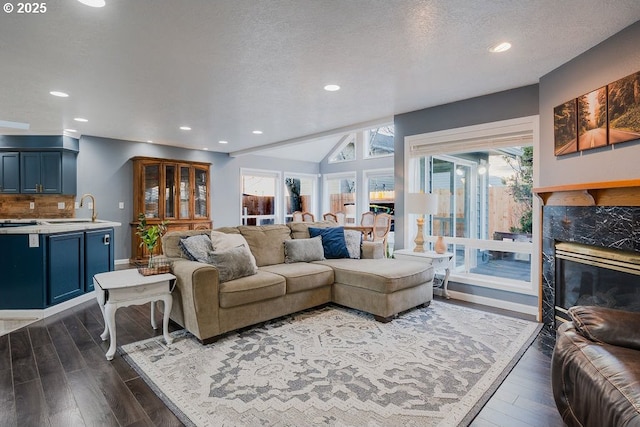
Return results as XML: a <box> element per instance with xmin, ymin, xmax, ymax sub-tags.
<box><xmin>554</xmin><ymin>242</ymin><xmax>640</xmax><ymax>323</ymax></box>
<box><xmin>535</xmin><ymin>181</ymin><xmax>640</xmax><ymax>351</ymax></box>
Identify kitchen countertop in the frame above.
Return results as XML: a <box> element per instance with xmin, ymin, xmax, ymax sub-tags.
<box><xmin>0</xmin><ymin>218</ymin><xmax>121</xmax><ymax>234</ymax></box>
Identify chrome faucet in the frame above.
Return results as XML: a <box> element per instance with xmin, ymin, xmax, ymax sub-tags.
<box><xmin>79</xmin><ymin>193</ymin><xmax>97</xmax><ymax>222</ymax></box>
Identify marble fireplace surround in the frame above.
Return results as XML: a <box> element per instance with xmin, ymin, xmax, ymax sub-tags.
<box><xmin>535</xmin><ymin>180</ymin><xmax>640</xmax><ymax>346</ymax></box>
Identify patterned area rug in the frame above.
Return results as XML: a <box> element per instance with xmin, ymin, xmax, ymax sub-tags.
<box><xmin>121</xmin><ymin>302</ymin><xmax>541</xmax><ymax>426</ymax></box>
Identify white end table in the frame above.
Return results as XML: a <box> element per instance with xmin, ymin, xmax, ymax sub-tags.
<box><xmin>93</xmin><ymin>269</ymin><xmax>176</xmax><ymax>361</ymax></box>
<box><xmin>394</xmin><ymin>249</ymin><xmax>454</xmax><ymax>299</ymax></box>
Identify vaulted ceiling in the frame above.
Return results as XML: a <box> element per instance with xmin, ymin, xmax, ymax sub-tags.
<box><xmin>1</xmin><ymin>0</ymin><xmax>639</xmax><ymax>161</ymax></box>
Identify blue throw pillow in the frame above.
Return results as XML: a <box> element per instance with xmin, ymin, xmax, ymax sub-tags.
<box><xmin>308</xmin><ymin>226</ymin><xmax>350</xmax><ymax>259</ymax></box>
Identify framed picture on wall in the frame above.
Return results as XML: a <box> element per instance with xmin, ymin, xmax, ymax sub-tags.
<box><xmin>608</xmin><ymin>70</ymin><xmax>640</xmax><ymax>144</ymax></box>
<box><xmin>554</xmin><ymin>99</ymin><xmax>578</xmax><ymax>156</ymax></box>
<box><xmin>577</xmin><ymin>87</ymin><xmax>608</xmax><ymax>151</ymax></box>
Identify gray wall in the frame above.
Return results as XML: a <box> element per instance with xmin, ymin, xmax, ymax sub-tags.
<box><xmin>393</xmin><ymin>85</ymin><xmax>540</xmax><ymax>249</ymax></box>
<box><xmin>539</xmin><ymin>20</ymin><xmax>640</xmax><ymax>187</ymax></box>
<box><xmin>76</xmin><ymin>136</ymin><xmax>318</xmax><ymax>260</ymax></box>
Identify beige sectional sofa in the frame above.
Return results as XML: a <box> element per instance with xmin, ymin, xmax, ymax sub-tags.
<box><xmin>161</xmin><ymin>221</ymin><xmax>435</xmax><ymax>344</ymax></box>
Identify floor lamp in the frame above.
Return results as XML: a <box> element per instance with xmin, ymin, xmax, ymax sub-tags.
<box><xmin>406</xmin><ymin>193</ymin><xmax>438</xmax><ymax>252</ymax></box>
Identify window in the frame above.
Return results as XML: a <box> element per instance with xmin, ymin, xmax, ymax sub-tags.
<box><xmin>328</xmin><ymin>134</ymin><xmax>356</xmax><ymax>163</ymax></box>
<box><xmin>241</xmin><ymin>169</ymin><xmax>280</xmax><ymax>225</ymax></box>
<box><xmin>406</xmin><ymin>116</ymin><xmax>537</xmax><ymax>296</ymax></box>
<box><xmin>364</xmin><ymin>168</ymin><xmax>395</xmax><ymax>225</ymax></box>
<box><xmin>324</xmin><ymin>172</ymin><xmax>356</xmax><ymax>224</ymax></box>
<box><xmin>365</xmin><ymin>125</ymin><xmax>394</xmax><ymax>158</ymax></box>
<box><xmin>284</xmin><ymin>173</ymin><xmax>317</xmax><ymax>222</ymax></box>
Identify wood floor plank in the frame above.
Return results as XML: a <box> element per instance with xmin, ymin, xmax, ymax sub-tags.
<box><xmin>81</xmin><ymin>345</ymin><xmax>149</xmax><ymax>426</ymax></box>
<box><xmin>0</xmin><ymin>334</ymin><xmax>10</xmax><ymax>371</ymax></box>
<box><xmin>33</xmin><ymin>342</ymin><xmax>63</xmax><ymax>378</ymax></box>
<box><xmin>125</xmin><ymin>377</ymin><xmax>184</xmax><ymax>427</ymax></box>
<box><xmin>47</xmin><ymin>321</ymin><xmax>87</xmax><ymax>373</ymax></box>
<box><xmin>63</xmin><ymin>313</ymin><xmax>99</xmax><ymax>353</ymax></box>
<box><xmin>14</xmin><ymin>378</ymin><xmax>50</xmax><ymax>427</ymax></box>
<box><xmin>9</xmin><ymin>329</ymin><xmax>38</xmax><ymax>385</ymax></box>
<box><xmin>67</xmin><ymin>368</ymin><xmax>120</xmax><ymax>427</ymax></box>
<box><xmin>40</xmin><ymin>372</ymin><xmax>79</xmax><ymax>418</ymax></box>
<box><xmin>27</xmin><ymin>320</ymin><xmax>53</xmax><ymax>349</ymax></box>
<box><xmin>0</xmin><ymin>368</ymin><xmax>17</xmax><ymax>427</ymax></box>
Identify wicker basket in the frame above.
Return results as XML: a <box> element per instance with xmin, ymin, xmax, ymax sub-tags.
<box><xmin>137</xmin><ymin>259</ymin><xmax>171</xmax><ymax>276</ymax></box>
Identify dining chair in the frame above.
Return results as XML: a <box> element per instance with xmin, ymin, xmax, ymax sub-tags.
<box><xmin>302</xmin><ymin>211</ymin><xmax>315</xmax><ymax>222</ymax></box>
<box><xmin>372</xmin><ymin>213</ymin><xmax>392</xmax><ymax>256</ymax></box>
<box><xmin>360</xmin><ymin>211</ymin><xmax>375</xmax><ymax>227</ymax></box>
<box><xmin>323</xmin><ymin>212</ymin><xmax>338</xmax><ymax>222</ymax></box>
<box><xmin>334</xmin><ymin>211</ymin><xmax>346</xmax><ymax>225</ymax></box>
<box><xmin>292</xmin><ymin>211</ymin><xmax>303</xmax><ymax>222</ymax></box>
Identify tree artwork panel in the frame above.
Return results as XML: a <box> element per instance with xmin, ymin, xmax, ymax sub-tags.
<box><xmin>608</xmin><ymin>70</ymin><xmax>640</xmax><ymax>144</ymax></box>
<box><xmin>577</xmin><ymin>87</ymin><xmax>608</xmax><ymax>151</ymax></box>
<box><xmin>554</xmin><ymin>99</ymin><xmax>578</xmax><ymax>156</ymax></box>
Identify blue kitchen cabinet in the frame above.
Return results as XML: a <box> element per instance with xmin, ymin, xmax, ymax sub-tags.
<box><xmin>0</xmin><ymin>152</ymin><xmax>20</xmax><ymax>193</ymax></box>
<box><xmin>48</xmin><ymin>232</ymin><xmax>85</xmax><ymax>305</ymax></box>
<box><xmin>21</xmin><ymin>152</ymin><xmax>62</xmax><ymax>194</ymax></box>
<box><xmin>84</xmin><ymin>228</ymin><xmax>114</xmax><ymax>292</ymax></box>
<box><xmin>0</xmin><ymin>234</ymin><xmax>46</xmax><ymax>309</ymax></box>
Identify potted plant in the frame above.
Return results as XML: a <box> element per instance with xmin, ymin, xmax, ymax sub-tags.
<box><xmin>136</xmin><ymin>213</ymin><xmax>169</xmax><ymax>269</ymax></box>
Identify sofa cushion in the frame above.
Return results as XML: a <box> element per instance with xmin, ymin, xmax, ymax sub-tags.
<box><xmin>261</xmin><ymin>263</ymin><xmax>334</xmax><ymax>293</ymax></box>
<box><xmin>309</xmin><ymin>226</ymin><xmax>350</xmax><ymax>259</ymax></box>
<box><xmin>210</xmin><ymin>230</ymin><xmax>258</xmax><ymax>268</ymax></box>
<box><xmin>287</xmin><ymin>220</ymin><xmax>337</xmax><ymax>239</ymax></box>
<box><xmin>344</xmin><ymin>229</ymin><xmax>362</xmax><ymax>259</ymax></box>
<box><xmin>314</xmin><ymin>258</ymin><xmax>434</xmax><ymax>293</ymax></box>
<box><xmin>284</xmin><ymin>236</ymin><xmax>325</xmax><ymax>263</ymax></box>
<box><xmin>238</xmin><ymin>225</ymin><xmax>291</xmax><ymax>267</ymax></box>
<box><xmin>178</xmin><ymin>234</ymin><xmax>212</xmax><ymax>263</ymax></box>
<box><xmin>207</xmin><ymin>245</ymin><xmax>258</xmax><ymax>283</ymax></box>
<box><xmin>162</xmin><ymin>229</ymin><xmax>211</xmax><ymax>259</ymax></box>
<box><xmin>218</xmin><ymin>270</ymin><xmax>286</xmax><ymax>308</ymax></box>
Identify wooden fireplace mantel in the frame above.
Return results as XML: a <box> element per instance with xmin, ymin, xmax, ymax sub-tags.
<box><xmin>534</xmin><ymin>179</ymin><xmax>640</xmax><ymax>206</ymax></box>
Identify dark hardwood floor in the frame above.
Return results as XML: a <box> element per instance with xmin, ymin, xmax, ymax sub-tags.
<box><xmin>0</xmin><ymin>297</ymin><xmax>565</xmax><ymax>427</ymax></box>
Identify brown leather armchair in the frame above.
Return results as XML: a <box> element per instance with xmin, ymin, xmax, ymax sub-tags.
<box><xmin>551</xmin><ymin>305</ymin><xmax>640</xmax><ymax>427</ymax></box>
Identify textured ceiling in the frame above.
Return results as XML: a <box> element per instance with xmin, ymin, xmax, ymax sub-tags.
<box><xmin>1</xmin><ymin>0</ymin><xmax>639</xmax><ymax>161</ymax></box>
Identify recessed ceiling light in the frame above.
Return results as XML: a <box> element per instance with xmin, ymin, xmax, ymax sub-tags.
<box><xmin>218</xmin><ymin>140</ymin><xmax>228</xmax><ymax>144</ymax></box>
<box><xmin>180</xmin><ymin>126</ymin><xmax>191</xmax><ymax>131</ymax></box>
<box><xmin>252</xmin><ymin>130</ymin><xmax>263</xmax><ymax>135</ymax></box>
<box><xmin>50</xmin><ymin>91</ymin><xmax>69</xmax><ymax>98</ymax></box>
<box><xmin>77</xmin><ymin>0</ymin><xmax>105</xmax><ymax>7</ymax></box>
<box><xmin>64</xmin><ymin>128</ymin><xmax>77</xmax><ymax>133</ymax></box>
<box><xmin>324</xmin><ymin>84</ymin><xmax>340</xmax><ymax>92</ymax></box>
<box><xmin>74</xmin><ymin>117</ymin><xmax>88</xmax><ymax>122</ymax></box>
<box><xmin>489</xmin><ymin>42</ymin><xmax>511</xmax><ymax>53</ymax></box>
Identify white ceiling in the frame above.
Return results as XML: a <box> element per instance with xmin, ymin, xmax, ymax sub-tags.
<box><xmin>1</xmin><ymin>1</ymin><xmax>640</xmax><ymax>162</ymax></box>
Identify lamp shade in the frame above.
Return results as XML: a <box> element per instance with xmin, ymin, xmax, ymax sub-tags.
<box><xmin>406</xmin><ymin>193</ymin><xmax>438</xmax><ymax>215</ymax></box>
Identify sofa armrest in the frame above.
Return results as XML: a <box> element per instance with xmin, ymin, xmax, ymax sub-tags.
<box><xmin>569</xmin><ymin>305</ymin><xmax>640</xmax><ymax>350</ymax></box>
<box><xmin>170</xmin><ymin>259</ymin><xmax>222</xmax><ymax>341</ymax></box>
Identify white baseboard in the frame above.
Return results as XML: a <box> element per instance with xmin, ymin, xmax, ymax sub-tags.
<box><xmin>0</xmin><ymin>292</ymin><xmax>96</xmax><ymax>320</ymax></box>
<box><xmin>437</xmin><ymin>288</ymin><xmax>540</xmax><ymax>320</ymax></box>
<box><xmin>115</xmin><ymin>258</ymin><xmax>131</xmax><ymax>265</ymax></box>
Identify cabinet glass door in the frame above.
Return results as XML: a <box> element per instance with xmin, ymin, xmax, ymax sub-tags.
<box><xmin>144</xmin><ymin>164</ymin><xmax>160</xmax><ymax>218</ymax></box>
<box><xmin>194</xmin><ymin>167</ymin><xmax>208</xmax><ymax>218</ymax></box>
<box><xmin>165</xmin><ymin>165</ymin><xmax>176</xmax><ymax>218</ymax></box>
<box><xmin>179</xmin><ymin>166</ymin><xmax>190</xmax><ymax>218</ymax></box>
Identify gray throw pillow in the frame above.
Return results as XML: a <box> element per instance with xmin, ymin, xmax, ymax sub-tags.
<box><xmin>284</xmin><ymin>236</ymin><xmax>325</xmax><ymax>263</ymax></box>
<box><xmin>344</xmin><ymin>230</ymin><xmax>362</xmax><ymax>259</ymax></box>
<box><xmin>179</xmin><ymin>234</ymin><xmax>213</xmax><ymax>263</ymax></box>
<box><xmin>207</xmin><ymin>245</ymin><xmax>258</xmax><ymax>282</ymax></box>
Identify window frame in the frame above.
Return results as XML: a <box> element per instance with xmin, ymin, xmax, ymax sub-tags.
<box><xmin>239</xmin><ymin>168</ymin><xmax>282</xmax><ymax>225</ymax></box>
<box><xmin>283</xmin><ymin>171</ymin><xmax>319</xmax><ymax>223</ymax></box>
<box><xmin>404</xmin><ymin>116</ymin><xmax>540</xmax><ymax>300</ymax></box>
<box><xmin>323</xmin><ymin>171</ymin><xmax>357</xmax><ymax>223</ymax></box>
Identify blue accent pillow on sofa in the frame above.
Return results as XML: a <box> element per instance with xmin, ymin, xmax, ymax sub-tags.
<box><xmin>308</xmin><ymin>226</ymin><xmax>350</xmax><ymax>259</ymax></box>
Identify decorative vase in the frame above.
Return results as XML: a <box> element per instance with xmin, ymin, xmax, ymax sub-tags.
<box><xmin>434</xmin><ymin>236</ymin><xmax>446</xmax><ymax>254</ymax></box>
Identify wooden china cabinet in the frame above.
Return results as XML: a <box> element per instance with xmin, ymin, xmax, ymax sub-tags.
<box><xmin>130</xmin><ymin>156</ymin><xmax>212</xmax><ymax>263</ymax></box>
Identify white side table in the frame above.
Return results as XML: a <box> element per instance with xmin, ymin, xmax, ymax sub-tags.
<box><xmin>93</xmin><ymin>269</ymin><xmax>176</xmax><ymax>361</ymax></box>
<box><xmin>394</xmin><ymin>249</ymin><xmax>454</xmax><ymax>299</ymax></box>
